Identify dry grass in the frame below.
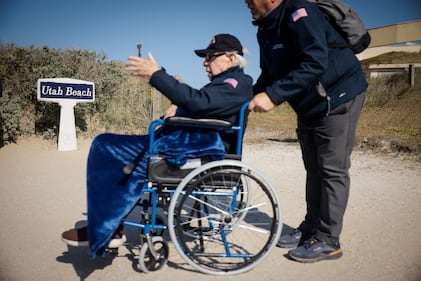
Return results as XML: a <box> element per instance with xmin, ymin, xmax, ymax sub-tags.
<box><xmin>360</xmin><ymin>51</ymin><xmax>421</xmax><ymax>70</ymax></box>
<box><xmin>245</xmin><ymin>52</ymin><xmax>421</xmax><ymax>159</ymax></box>
<box><xmin>357</xmin><ymin>88</ymin><xmax>421</xmax><ymax>156</ymax></box>
<box><xmin>245</xmin><ymin>103</ymin><xmax>297</xmax><ymax>144</ymax></box>
<box><xmin>245</xmin><ymin>92</ymin><xmax>421</xmax><ymax>159</ymax></box>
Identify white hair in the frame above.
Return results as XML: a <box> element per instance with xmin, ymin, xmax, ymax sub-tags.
<box><xmin>226</xmin><ymin>51</ymin><xmax>248</xmax><ymax>69</ymax></box>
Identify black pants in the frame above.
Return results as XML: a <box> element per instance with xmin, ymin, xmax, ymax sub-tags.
<box><xmin>296</xmin><ymin>92</ymin><xmax>366</xmax><ymax>244</ymax></box>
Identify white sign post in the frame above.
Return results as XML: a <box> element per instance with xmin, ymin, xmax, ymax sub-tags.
<box><xmin>37</xmin><ymin>78</ymin><xmax>95</xmax><ymax>151</ymax></box>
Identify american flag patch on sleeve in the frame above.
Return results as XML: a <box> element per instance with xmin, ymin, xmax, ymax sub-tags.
<box><xmin>291</xmin><ymin>8</ymin><xmax>308</xmax><ymax>22</ymax></box>
<box><xmin>224</xmin><ymin>78</ymin><xmax>239</xmax><ymax>88</ymax></box>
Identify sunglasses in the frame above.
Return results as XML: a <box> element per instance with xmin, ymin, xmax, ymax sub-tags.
<box><xmin>205</xmin><ymin>52</ymin><xmax>226</xmax><ymax>62</ymax></box>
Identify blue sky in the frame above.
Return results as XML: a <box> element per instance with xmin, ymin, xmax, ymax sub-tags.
<box><xmin>1</xmin><ymin>0</ymin><xmax>420</xmax><ymax>88</ymax></box>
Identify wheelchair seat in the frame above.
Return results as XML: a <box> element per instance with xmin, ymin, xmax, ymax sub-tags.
<box><xmin>147</xmin><ymin>103</ymin><xmax>248</xmax><ymax>185</ymax></box>
<box><xmin>148</xmin><ymin>155</ymin><xmax>212</xmax><ymax>184</ymax></box>
<box><xmin>148</xmin><ymin>153</ymin><xmax>242</xmax><ymax>184</ymax></box>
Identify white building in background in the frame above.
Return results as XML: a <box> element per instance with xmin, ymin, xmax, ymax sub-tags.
<box><xmin>357</xmin><ymin>20</ymin><xmax>421</xmax><ymax>85</ymax></box>
<box><xmin>357</xmin><ymin>20</ymin><xmax>421</xmax><ymax>61</ymax></box>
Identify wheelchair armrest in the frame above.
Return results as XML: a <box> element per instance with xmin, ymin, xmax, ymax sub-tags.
<box><xmin>165</xmin><ymin>116</ymin><xmax>232</xmax><ymax>128</ymax></box>
<box><xmin>148</xmin><ymin>102</ymin><xmax>249</xmax><ymax>156</ymax></box>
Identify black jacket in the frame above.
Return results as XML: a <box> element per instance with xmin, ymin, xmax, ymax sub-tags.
<box><xmin>253</xmin><ymin>0</ymin><xmax>367</xmax><ymax>120</ymax></box>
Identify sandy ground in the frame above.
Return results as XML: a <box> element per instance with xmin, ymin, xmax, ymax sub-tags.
<box><xmin>0</xmin><ymin>137</ymin><xmax>420</xmax><ymax>281</ymax></box>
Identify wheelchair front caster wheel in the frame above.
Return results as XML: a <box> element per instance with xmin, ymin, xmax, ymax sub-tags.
<box><xmin>138</xmin><ymin>236</ymin><xmax>169</xmax><ymax>273</ymax></box>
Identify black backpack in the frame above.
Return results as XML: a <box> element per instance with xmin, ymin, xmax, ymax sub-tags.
<box><xmin>287</xmin><ymin>0</ymin><xmax>371</xmax><ymax>54</ymax></box>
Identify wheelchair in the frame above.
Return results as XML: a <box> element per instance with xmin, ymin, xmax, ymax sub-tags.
<box><xmin>121</xmin><ymin>102</ymin><xmax>283</xmax><ymax>275</ymax></box>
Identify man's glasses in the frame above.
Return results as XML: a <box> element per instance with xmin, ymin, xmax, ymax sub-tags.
<box><xmin>205</xmin><ymin>52</ymin><xmax>226</xmax><ymax>62</ymax></box>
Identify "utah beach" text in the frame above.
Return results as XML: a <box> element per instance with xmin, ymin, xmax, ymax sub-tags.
<box><xmin>41</xmin><ymin>85</ymin><xmax>93</xmax><ymax>97</ymax></box>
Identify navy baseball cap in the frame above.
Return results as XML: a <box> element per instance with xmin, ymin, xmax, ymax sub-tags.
<box><xmin>195</xmin><ymin>34</ymin><xmax>244</xmax><ymax>57</ymax></box>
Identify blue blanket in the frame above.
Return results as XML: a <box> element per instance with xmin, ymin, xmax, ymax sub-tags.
<box><xmin>86</xmin><ymin>128</ymin><xmax>225</xmax><ymax>257</ymax></box>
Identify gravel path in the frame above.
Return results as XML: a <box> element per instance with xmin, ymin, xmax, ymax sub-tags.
<box><xmin>0</xmin><ymin>138</ymin><xmax>420</xmax><ymax>281</ymax></box>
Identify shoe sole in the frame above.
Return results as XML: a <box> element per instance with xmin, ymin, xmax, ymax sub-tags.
<box><xmin>108</xmin><ymin>235</ymin><xmax>127</xmax><ymax>248</ymax></box>
<box><xmin>276</xmin><ymin>241</ymin><xmax>299</xmax><ymax>248</ymax></box>
<box><xmin>61</xmin><ymin>235</ymin><xmax>127</xmax><ymax>248</ymax></box>
<box><xmin>288</xmin><ymin>249</ymin><xmax>343</xmax><ymax>263</ymax></box>
<box><xmin>61</xmin><ymin>238</ymin><xmax>89</xmax><ymax>247</ymax></box>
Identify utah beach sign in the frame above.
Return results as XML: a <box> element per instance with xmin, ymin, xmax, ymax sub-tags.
<box><xmin>37</xmin><ymin>78</ymin><xmax>95</xmax><ymax>151</ymax></box>
<box><xmin>38</xmin><ymin>78</ymin><xmax>94</xmax><ymax>102</ymax></box>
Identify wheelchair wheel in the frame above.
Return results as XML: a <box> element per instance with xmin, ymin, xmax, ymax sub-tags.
<box><xmin>168</xmin><ymin>160</ymin><xmax>282</xmax><ymax>275</ymax></box>
<box><xmin>138</xmin><ymin>236</ymin><xmax>169</xmax><ymax>273</ymax></box>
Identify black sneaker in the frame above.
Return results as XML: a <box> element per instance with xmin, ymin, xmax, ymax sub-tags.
<box><xmin>288</xmin><ymin>238</ymin><xmax>343</xmax><ymax>263</ymax></box>
<box><xmin>277</xmin><ymin>228</ymin><xmax>302</xmax><ymax>248</ymax></box>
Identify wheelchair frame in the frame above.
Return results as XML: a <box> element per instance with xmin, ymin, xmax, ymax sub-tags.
<box><xmin>120</xmin><ymin>102</ymin><xmax>283</xmax><ymax>275</ymax></box>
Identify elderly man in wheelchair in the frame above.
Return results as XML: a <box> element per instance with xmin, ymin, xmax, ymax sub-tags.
<box><xmin>61</xmin><ymin>34</ymin><xmax>282</xmax><ymax>275</ymax></box>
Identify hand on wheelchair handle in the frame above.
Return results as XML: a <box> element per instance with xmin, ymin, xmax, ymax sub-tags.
<box><xmin>248</xmin><ymin>92</ymin><xmax>275</xmax><ymax>113</ymax></box>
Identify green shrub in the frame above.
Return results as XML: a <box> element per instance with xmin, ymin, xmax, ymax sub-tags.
<box><xmin>0</xmin><ymin>93</ymin><xmax>20</xmax><ymax>146</ymax></box>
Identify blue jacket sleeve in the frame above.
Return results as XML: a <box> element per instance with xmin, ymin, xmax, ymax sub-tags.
<box><xmin>149</xmin><ymin>68</ymin><xmax>252</xmax><ymax>119</ymax></box>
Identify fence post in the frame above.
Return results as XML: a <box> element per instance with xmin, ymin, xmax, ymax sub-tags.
<box><xmin>409</xmin><ymin>64</ymin><xmax>415</xmax><ymax>88</ymax></box>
